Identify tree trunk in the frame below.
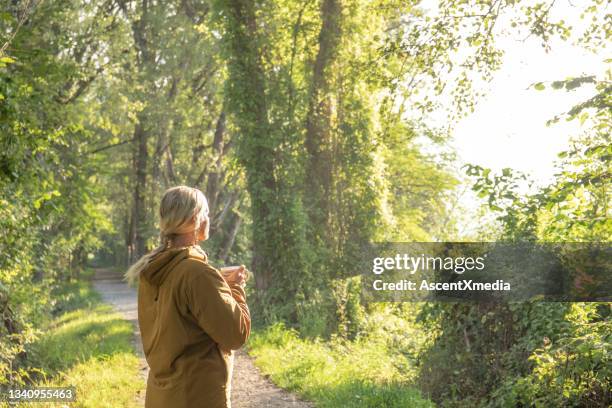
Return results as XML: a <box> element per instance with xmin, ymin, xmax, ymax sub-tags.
<box><xmin>125</xmin><ymin>205</ymin><xmax>133</xmax><ymax>266</ymax></box>
<box><xmin>304</xmin><ymin>0</ymin><xmax>343</xmax><ymax>245</ymax></box>
<box><xmin>127</xmin><ymin>0</ymin><xmax>152</xmax><ymax>263</ymax></box>
<box><xmin>217</xmin><ymin>211</ymin><xmax>242</xmax><ymax>263</ymax></box>
<box><xmin>205</xmin><ymin>111</ymin><xmax>226</xmax><ymax>215</ymax></box>
<box><xmin>165</xmin><ymin>144</ymin><xmax>177</xmax><ymax>185</ymax></box>
<box><xmin>221</xmin><ymin>0</ymin><xmax>278</xmax><ymax>293</ymax></box>
<box><xmin>132</xmin><ymin>120</ymin><xmax>148</xmax><ymax>261</ymax></box>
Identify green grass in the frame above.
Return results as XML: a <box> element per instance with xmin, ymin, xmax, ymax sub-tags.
<box><xmin>8</xmin><ymin>279</ymin><xmax>145</xmax><ymax>408</ymax></box>
<box><xmin>246</xmin><ymin>323</ymin><xmax>435</xmax><ymax>408</ymax></box>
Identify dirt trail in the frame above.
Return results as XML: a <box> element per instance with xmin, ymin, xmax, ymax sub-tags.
<box><xmin>92</xmin><ymin>268</ymin><xmax>313</xmax><ymax>407</ymax></box>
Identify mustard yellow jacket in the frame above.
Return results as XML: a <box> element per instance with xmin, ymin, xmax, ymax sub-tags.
<box><xmin>138</xmin><ymin>246</ymin><xmax>251</xmax><ymax>408</ymax></box>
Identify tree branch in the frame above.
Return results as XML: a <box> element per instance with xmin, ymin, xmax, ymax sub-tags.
<box><xmin>84</xmin><ymin>137</ymin><xmax>135</xmax><ymax>155</ymax></box>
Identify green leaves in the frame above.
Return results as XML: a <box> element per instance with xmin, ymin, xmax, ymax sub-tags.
<box><xmin>0</xmin><ymin>55</ymin><xmax>15</xmax><ymax>68</ymax></box>
<box><xmin>32</xmin><ymin>190</ymin><xmax>61</xmax><ymax>209</ymax></box>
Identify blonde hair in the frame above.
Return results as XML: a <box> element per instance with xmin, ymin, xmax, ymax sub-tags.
<box><xmin>124</xmin><ymin>185</ymin><xmax>209</xmax><ymax>286</ymax></box>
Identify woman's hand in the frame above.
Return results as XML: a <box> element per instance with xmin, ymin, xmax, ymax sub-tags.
<box><xmin>220</xmin><ymin>265</ymin><xmax>248</xmax><ymax>286</ymax></box>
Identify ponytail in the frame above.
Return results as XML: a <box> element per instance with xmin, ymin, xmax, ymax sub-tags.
<box><xmin>124</xmin><ymin>234</ymin><xmax>169</xmax><ymax>286</ymax></box>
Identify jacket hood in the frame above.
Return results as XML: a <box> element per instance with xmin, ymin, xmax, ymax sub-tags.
<box><xmin>141</xmin><ymin>247</ymin><xmax>190</xmax><ymax>287</ymax></box>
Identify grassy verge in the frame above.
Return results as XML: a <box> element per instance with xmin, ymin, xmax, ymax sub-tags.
<box><xmin>11</xmin><ymin>278</ymin><xmax>144</xmax><ymax>408</ymax></box>
<box><xmin>246</xmin><ymin>323</ymin><xmax>435</xmax><ymax>408</ymax></box>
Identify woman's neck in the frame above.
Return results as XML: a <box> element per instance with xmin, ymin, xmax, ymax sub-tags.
<box><xmin>168</xmin><ymin>233</ymin><xmax>198</xmax><ymax>248</ymax></box>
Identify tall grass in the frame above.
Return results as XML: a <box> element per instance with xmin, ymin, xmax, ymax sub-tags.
<box><xmin>5</xmin><ymin>280</ymin><xmax>145</xmax><ymax>408</ymax></box>
<box><xmin>247</xmin><ymin>323</ymin><xmax>435</xmax><ymax>408</ymax></box>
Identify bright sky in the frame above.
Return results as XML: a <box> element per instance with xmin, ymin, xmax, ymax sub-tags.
<box><xmin>413</xmin><ymin>1</ymin><xmax>610</xmax><ymax>236</ymax></box>
<box><xmin>451</xmin><ymin>33</ymin><xmax>606</xmax><ymax>187</ymax></box>
<box><xmin>412</xmin><ymin>1</ymin><xmax>609</xmax><ymax>187</ymax></box>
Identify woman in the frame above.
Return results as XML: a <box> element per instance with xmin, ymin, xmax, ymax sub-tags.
<box><xmin>125</xmin><ymin>185</ymin><xmax>251</xmax><ymax>408</ymax></box>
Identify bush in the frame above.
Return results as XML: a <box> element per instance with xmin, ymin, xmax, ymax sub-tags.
<box><xmin>247</xmin><ymin>322</ymin><xmax>435</xmax><ymax>407</ymax></box>
<box><xmin>4</xmin><ymin>281</ymin><xmax>145</xmax><ymax>408</ymax></box>
<box><xmin>417</xmin><ymin>302</ymin><xmax>610</xmax><ymax>407</ymax></box>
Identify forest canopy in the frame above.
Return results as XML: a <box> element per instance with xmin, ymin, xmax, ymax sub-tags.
<box><xmin>1</xmin><ymin>0</ymin><xmax>610</xmax><ymax>406</ymax></box>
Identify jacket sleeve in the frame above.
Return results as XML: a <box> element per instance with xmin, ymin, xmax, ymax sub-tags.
<box><xmin>184</xmin><ymin>261</ymin><xmax>251</xmax><ymax>350</ymax></box>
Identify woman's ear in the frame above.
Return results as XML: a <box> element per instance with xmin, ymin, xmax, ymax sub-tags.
<box><xmin>198</xmin><ymin>217</ymin><xmax>209</xmax><ymax>240</ymax></box>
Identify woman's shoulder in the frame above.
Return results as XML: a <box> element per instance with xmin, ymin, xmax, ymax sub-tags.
<box><xmin>177</xmin><ymin>246</ymin><xmax>219</xmax><ymax>277</ymax></box>
<box><xmin>174</xmin><ymin>248</ymin><xmax>225</xmax><ymax>299</ymax></box>
<box><xmin>186</xmin><ymin>245</ymin><xmax>208</xmax><ymax>262</ymax></box>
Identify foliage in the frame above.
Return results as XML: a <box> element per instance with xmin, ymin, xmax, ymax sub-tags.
<box><xmin>212</xmin><ymin>0</ymin><xmax>463</xmax><ymax>328</ymax></box>
<box><xmin>22</xmin><ymin>283</ymin><xmax>144</xmax><ymax>408</ymax></box>
<box><xmin>248</xmin><ymin>322</ymin><xmax>434</xmax><ymax>408</ymax></box>
<box><xmin>417</xmin><ymin>301</ymin><xmax>610</xmax><ymax>407</ymax></box>
<box><xmin>489</xmin><ymin>306</ymin><xmax>611</xmax><ymax>407</ymax></box>
<box><xmin>0</xmin><ymin>0</ymin><xmax>117</xmax><ymax>386</ymax></box>
<box><xmin>1</xmin><ymin>278</ymin><xmax>143</xmax><ymax>407</ymax></box>
<box><xmin>419</xmin><ymin>65</ymin><xmax>611</xmax><ymax>406</ymax></box>
<box><xmin>0</xmin><ymin>0</ymin><xmax>609</xmax><ymax>406</ymax></box>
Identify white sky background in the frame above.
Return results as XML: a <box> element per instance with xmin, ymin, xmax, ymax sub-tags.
<box><xmin>410</xmin><ymin>1</ymin><xmax>610</xmax><ymax>236</ymax></box>
<box><xmin>451</xmin><ymin>29</ymin><xmax>606</xmax><ymax>187</ymax></box>
<box><xmin>404</xmin><ymin>0</ymin><xmax>612</xmax><ymax>239</ymax></box>
<box><xmin>423</xmin><ymin>1</ymin><xmax>608</xmax><ymax>185</ymax></box>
